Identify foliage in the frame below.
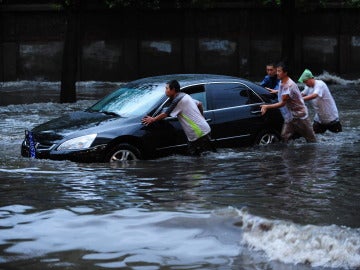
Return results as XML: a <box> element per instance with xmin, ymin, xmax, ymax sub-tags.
<box><xmin>104</xmin><ymin>0</ymin><xmax>215</xmax><ymax>9</ymax></box>
<box><xmin>262</xmin><ymin>0</ymin><xmax>360</xmax><ymax>8</ymax></box>
<box><xmin>105</xmin><ymin>0</ymin><xmax>160</xmax><ymax>9</ymax></box>
<box><xmin>47</xmin><ymin>0</ymin><xmax>360</xmax><ymax>10</ymax></box>
<box><xmin>49</xmin><ymin>0</ymin><xmax>215</xmax><ymax>10</ymax></box>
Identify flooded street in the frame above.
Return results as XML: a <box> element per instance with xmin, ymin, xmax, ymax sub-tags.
<box><xmin>0</xmin><ymin>79</ymin><xmax>359</xmax><ymax>269</ymax></box>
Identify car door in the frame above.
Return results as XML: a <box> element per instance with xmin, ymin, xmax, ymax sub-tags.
<box><xmin>205</xmin><ymin>82</ymin><xmax>265</xmax><ymax>146</ymax></box>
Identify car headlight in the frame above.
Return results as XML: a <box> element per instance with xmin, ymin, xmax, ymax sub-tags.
<box><xmin>56</xmin><ymin>134</ymin><xmax>97</xmax><ymax>151</ymax></box>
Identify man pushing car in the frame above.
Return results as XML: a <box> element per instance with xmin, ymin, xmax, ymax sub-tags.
<box><xmin>142</xmin><ymin>79</ymin><xmax>215</xmax><ymax>156</ymax></box>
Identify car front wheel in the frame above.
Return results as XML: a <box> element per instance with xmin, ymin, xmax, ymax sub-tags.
<box><xmin>106</xmin><ymin>143</ymin><xmax>141</xmax><ymax>162</ymax></box>
<box><xmin>255</xmin><ymin>130</ymin><xmax>280</xmax><ymax>145</ymax></box>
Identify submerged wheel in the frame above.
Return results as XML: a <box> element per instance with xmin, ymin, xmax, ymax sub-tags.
<box><xmin>106</xmin><ymin>143</ymin><xmax>141</xmax><ymax>162</ymax></box>
<box><xmin>255</xmin><ymin>130</ymin><xmax>280</xmax><ymax>145</ymax></box>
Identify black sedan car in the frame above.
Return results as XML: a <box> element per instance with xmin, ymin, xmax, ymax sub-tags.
<box><xmin>21</xmin><ymin>74</ymin><xmax>283</xmax><ymax>162</ymax></box>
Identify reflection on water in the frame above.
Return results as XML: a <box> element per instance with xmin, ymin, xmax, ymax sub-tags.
<box><xmin>0</xmin><ymin>79</ymin><xmax>359</xmax><ymax>269</ymax></box>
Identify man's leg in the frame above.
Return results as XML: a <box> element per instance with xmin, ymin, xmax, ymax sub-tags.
<box><xmin>295</xmin><ymin>118</ymin><xmax>317</xmax><ymax>143</ymax></box>
<box><xmin>327</xmin><ymin>120</ymin><xmax>342</xmax><ymax>133</ymax></box>
<box><xmin>281</xmin><ymin>122</ymin><xmax>294</xmax><ymax>143</ymax></box>
<box><xmin>313</xmin><ymin>121</ymin><xmax>327</xmax><ymax>134</ymax></box>
<box><xmin>187</xmin><ymin>134</ymin><xmax>215</xmax><ymax>156</ymax></box>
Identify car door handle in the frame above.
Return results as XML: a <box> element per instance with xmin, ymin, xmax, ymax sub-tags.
<box><xmin>251</xmin><ymin>110</ymin><xmax>262</xmax><ymax>114</ymax></box>
<box><xmin>165</xmin><ymin>116</ymin><xmax>177</xmax><ymax>121</ymax></box>
<box><xmin>206</xmin><ymin>118</ymin><xmax>212</xmax><ymax>123</ymax></box>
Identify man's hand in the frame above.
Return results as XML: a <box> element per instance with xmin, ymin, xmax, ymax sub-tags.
<box><xmin>197</xmin><ymin>102</ymin><xmax>204</xmax><ymax>115</ymax></box>
<box><xmin>303</xmin><ymin>93</ymin><xmax>318</xmax><ymax>101</ymax></box>
<box><xmin>265</xmin><ymin>87</ymin><xmax>278</xmax><ymax>94</ymax></box>
<box><xmin>142</xmin><ymin>116</ymin><xmax>155</xmax><ymax>125</ymax></box>
<box><xmin>260</xmin><ymin>104</ymin><xmax>268</xmax><ymax>115</ymax></box>
<box><xmin>142</xmin><ymin>112</ymin><xmax>168</xmax><ymax>125</ymax></box>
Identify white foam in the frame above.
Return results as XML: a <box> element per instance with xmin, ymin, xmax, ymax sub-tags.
<box><xmin>0</xmin><ymin>80</ymin><xmax>60</xmax><ymax>89</ymax></box>
<box><xmin>237</xmin><ymin>208</ymin><xmax>360</xmax><ymax>269</ymax></box>
<box><xmin>255</xmin><ymin>71</ymin><xmax>360</xmax><ymax>86</ymax></box>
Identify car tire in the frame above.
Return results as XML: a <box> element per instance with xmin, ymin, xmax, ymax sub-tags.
<box><xmin>106</xmin><ymin>143</ymin><xmax>141</xmax><ymax>162</ymax></box>
<box><xmin>255</xmin><ymin>130</ymin><xmax>280</xmax><ymax>145</ymax></box>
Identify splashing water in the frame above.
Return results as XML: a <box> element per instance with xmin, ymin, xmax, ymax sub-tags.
<box><xmin>316</xmin><ymin>71</ymin><xmax>360</xmax><ymax>85</ymax></box>
<box><xmin>237</xmin><ymin>208</ymin><xmax>360</xmax><ymax>269</ymax></box>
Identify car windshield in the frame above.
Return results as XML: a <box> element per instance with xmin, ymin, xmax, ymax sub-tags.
<box><xmin>88</xmin><ymin>83</ymin><xmax>166</xmax><ymax>117</ymax></box>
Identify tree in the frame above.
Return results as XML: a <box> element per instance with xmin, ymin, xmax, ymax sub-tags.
<box><xmin>60</xmin><ymin>0</ymin><xmax>81</xmax><ymax>103</ymax></box>
<box><xmin>59</xmin><ymin>0</ymin><xmax>128</xmax><ymax>103</ymax></box>
<box><xmin>280</xmin><ymin>0</ymin><xmax>295</xmax><ymax>68</ymax></box>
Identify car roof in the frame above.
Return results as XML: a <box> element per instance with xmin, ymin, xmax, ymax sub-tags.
<box><xmin>124</xmin><ymin>74</ymin><xmax>269</xmax><ymax>96</ymax></box>
<box><xmin>127</xmin><ymin>74</ymin><xmax>250</xmax><ymax>87</ymax></box>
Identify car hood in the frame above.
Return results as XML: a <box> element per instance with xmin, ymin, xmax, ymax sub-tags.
<box><xmin>32</xmin><ymin>111</ymin><xmax>138</xmax><ymax>137</ymax></box>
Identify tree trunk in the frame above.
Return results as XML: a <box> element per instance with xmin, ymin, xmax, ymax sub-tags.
<box><xmin>280</xmin><ymin>0</ymin><xmax>295</xmax><ymax>69</ymax></box>
<box><xmin>60</xmin><ymin>2</ymin><xmax>81</xmax><ymax>103</ymax></box>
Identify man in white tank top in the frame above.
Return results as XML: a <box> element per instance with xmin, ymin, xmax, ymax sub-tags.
<box><xmin>142</xmin><ymin>79</ymin><xmax>214</xmax><ymax>155</ymax></box>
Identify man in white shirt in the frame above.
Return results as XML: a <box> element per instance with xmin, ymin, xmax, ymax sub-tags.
<box><xmin>298</xmin><ymin>69</ymin><xmax>342</xmax><ymax>133</ymax></box>
<box><xmin>142</xmin><ymin>80</ymin><xmax>214</xmax><ymax>155</ymax></box>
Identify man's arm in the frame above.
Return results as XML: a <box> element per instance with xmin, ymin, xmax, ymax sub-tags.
<box><xmin>260</xmin><ymin>76</ymin><xmax>269</xmax><ymax>87</ymax></box>
<box><xmin>260</xmin><ymin>94</ymin><xmax>288</xmax><ymax>115</ymax></box>
<box><xmin>303</xmin><ymin>93</ymin><xmax>318</xmax><ymax>101</ymax></box>
<box><xmin>265</xmin><ymin>87</ymin><xmax>279</xmax><ymax>94</ymax></box>
<box><xmin>142</xmin><ymin>112</ymin><xmax>168</xmax><ymax>125</ymax></box>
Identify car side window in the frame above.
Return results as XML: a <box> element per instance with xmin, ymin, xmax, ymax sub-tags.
<box><xmin>182</xmin><ymin>85</ymin><xmax>207</xmax><ymax>110</ymax></box>
<box><xmin>152</xmin><ymin>85</ymin><xmax>207</xmax><ymax>117</ymax></box>
<box><xmin>206</xmin><ymin>83</ymin><xmax>261</xmax><ymax>110</ymax></box>
<box><xmin>241</xmin><ymin>88</ymin><xmax>263</xmax><ymax>104</ymax></box>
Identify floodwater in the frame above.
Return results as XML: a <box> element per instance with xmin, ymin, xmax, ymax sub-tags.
<box><xmin>0</xmin><ymin>76</ymin><xmax>359</xmax><ymax>270</ymax></box>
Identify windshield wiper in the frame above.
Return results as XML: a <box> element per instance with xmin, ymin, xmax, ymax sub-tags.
<box><xmin>100</xmin><ymin>110</ymin><xmax>120</xmax><ymax>117</ymax></box>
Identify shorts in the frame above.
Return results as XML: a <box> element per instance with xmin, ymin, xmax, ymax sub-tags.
<box><xmin>281</xmin><ymin>117</ymin><xmax>317</xmax><ymax>143</ymax></box>
<box><xmin>313</xmin><ymin>120</ymin><xmax>342</xmax><ymax>134</ymax></box>
<box><xmin>187</xmin><ymin>134</ymin><xmax>216</xmax><ymax>156</ymax></box>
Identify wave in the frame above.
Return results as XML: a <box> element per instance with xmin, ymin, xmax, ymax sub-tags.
<box><xmin>232</xmin><ymin>207</ymin><xmax>360</xmax><ymax>269</ymax></box>
<box><xmin>1</xmin><ymin>72</ymin><xmax>359</xmax><ymax>91</ymax></box>
<box><xmin>0</xmin><ymin>80</ymin><xmax>124</xmax><ymax>89</ymax></box>
<box><xmin>0</xmin><ymin>100</ymin><xmax>93</xmax><ymax>113</ymax></box>
<box><xmin>316</xmin><ymin>71</ymin><xmax>360</xmax><ymax>85</ymax></box>
<box><xmin>0</xmin><ymin>205</ymin><xmax>359</xmax><ymax>269</ymax></box>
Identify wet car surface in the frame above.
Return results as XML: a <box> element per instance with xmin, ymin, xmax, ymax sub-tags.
<box><xmin>21</xmin><ymin>74</ymin><xmax>283</xmax><ymax>162</ymax></box>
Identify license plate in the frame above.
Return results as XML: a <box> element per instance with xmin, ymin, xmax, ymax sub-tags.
<box><xmin>25</xmin><ymin>130</ymin><xmax>36</xmax><ymax>158</ymax></box>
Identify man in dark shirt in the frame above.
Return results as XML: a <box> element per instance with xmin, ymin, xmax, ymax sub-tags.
<box><xmin>260</xmin><ymin>63</ymin><xmax>280</xmax><ymax>90</ymax></box>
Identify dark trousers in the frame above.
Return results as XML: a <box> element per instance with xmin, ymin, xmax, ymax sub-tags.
<box><xmin>187</xmin><ymin>134</ymin><xmax>216</xmax><ymax>156</ymax></box>
<box><xmin>313</xmin><ymin>120</ymin><xmax>342</xmax><ymax>134</ymax></box>
<box><xmin>281</xmin><ymin>117</ymin><xmax>317</xmax><ymax>143</ymax></box>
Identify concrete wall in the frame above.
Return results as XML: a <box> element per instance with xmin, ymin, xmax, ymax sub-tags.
<box><xmin>1</xmin><ymin>5</ymin><xmax>360</xmax><ymax>82</ymax></box>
